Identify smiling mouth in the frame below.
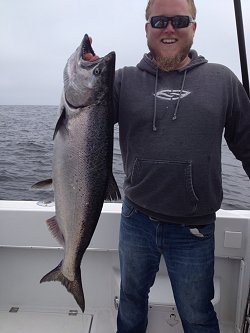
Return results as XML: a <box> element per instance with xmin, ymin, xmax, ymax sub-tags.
<box><xmin>161</xmin><ymin>38</ymin><xmax>177</xmax><ymax>44</ymax></box>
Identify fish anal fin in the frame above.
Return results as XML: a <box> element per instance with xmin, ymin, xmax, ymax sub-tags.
<box><xmin>32</xmin><ymin>179</ymin><xmax>53</xmax><ymax>189</ymax></box>
<box><xmin>46</xmin><ymin>216</ymin><xmax>65</xmax><ymax>246</ymax></box>
<box><xmin>40</xmin><ymin>262</ymin><xmax>85</xmax><ymax>312</ymax></box>
<box><xmin>105</xmin><ymin>173</ymin><xmax>121</xmax><ymax>201</ymax></box>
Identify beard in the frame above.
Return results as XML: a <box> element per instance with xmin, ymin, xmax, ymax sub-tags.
<box><xmin>148</xmin><ymin>40</ymin><xmax>193</xmax><ymax>72</ymax></box>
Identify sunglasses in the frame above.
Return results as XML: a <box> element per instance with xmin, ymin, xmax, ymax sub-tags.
<box><xmin>148</xmin><ymin>15</ymin><xmax>195</xmax><ymax>29</ymax></box>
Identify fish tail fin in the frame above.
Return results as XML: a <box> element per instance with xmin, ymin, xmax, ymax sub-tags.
<box><xmin>40</xmin><ymin>261</ymin><xmax>85</xmax><ymax>312</ymax></box>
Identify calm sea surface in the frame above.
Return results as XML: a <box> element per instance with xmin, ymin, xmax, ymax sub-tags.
<box><xmin>0</xmin><ymin>105</ymin><xmax>250</xmax><ymax>210</ymax></box>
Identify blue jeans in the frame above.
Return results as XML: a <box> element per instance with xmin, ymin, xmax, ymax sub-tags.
<box><xmin>117</xmin><ymin>199</ymin><xmax>220</xmax><ymax>333</ymax></box>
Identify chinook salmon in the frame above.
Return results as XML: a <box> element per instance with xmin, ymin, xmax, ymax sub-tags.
<box><xmin>33</xmin><ymin>34</ymin><xmax>120</xmax><ymax>312</ymax></box>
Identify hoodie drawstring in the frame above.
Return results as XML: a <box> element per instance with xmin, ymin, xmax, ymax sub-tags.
<box><xmin>153</xmin><ymin>69</ymin><xmax>188</xmax><ymax>131</ymax></box>
<box><xmin>153</xmin><ymin>67</ymin><xmax>159</xmax><ymax>131</ymax></box>
<box><xmin>172</xmin><ymin>70</ymin><xmax>187</xmax><ymax>121</ymax></box>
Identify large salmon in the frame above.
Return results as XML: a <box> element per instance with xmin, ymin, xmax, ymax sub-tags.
<box><xmin>33</xmin><ymin>34</ymin><xmax>120</xmax><ymax>312</ymax></box>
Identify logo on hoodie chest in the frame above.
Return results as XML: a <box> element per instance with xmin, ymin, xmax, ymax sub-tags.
<box><xmin>155</xmin><ymin>89</ymin><xmax>191</xmax><ymax>101</ymax></box>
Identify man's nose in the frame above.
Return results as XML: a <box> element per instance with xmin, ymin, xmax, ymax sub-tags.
<box><xmin>163</xmin><ymin>21</ymin><xmax>175</xmax><ymax>33</ymax></box>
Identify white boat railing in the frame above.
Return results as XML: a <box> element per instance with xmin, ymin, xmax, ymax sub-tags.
<box><xmin>0</xmin><ymin>200</ymin><xmax>250</xmax><ymax>333</ymax></box>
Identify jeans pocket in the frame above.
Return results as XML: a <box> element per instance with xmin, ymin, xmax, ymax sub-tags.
<box><xmin>189</xmin><ymin>223</ymin><xmax>215</xmax><ymax>239</ymax></box>
<box><xmin>121</xmin><ymin>199</ymin><xmax>136</xmax><ymax>218</ymax></box>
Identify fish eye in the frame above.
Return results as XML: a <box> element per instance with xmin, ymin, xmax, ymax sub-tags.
<box><xmin>93</xmin><ymin>67</ymin><xmax>101</xmax><ymax>76</ymax></box>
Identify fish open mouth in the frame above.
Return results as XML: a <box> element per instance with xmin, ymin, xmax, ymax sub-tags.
<box><xmin>82</xmin><ymin>34</ymin><xmax>96</xmax><ymax>60</ymax></box>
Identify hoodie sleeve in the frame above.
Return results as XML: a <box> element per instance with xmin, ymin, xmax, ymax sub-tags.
<box><xmin>224</xmin><ymin>72</ymin><xmax>250</xmax><ymax>179</ymax></box>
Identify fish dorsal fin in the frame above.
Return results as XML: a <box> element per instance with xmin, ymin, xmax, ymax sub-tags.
<box><xmin>53</xmin><ymin>107</ymin><xmax>67</xmax><ymax>140</ymax></box>
<box><xmin>46</xmin><ymin>216</ymin><xmax>65</xmax><ymax>247</ymax></box>
<box><xmin>105</xmin><ymin>173</ymin><xmax>121</xmax><ymax>201</ymax></box>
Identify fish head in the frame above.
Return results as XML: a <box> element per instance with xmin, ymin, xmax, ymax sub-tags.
<box><xmin>63</xmin><ymin>34</ymin><xmax>115</xmax><ymax>110</ymax></box>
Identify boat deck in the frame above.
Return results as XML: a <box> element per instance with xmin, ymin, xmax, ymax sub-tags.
<box><xmin>0</xmin><ymin>307</ymin><xmax>118</xmax><ymax>333</ymax></box>
<box><xmin>0</xmin><ymin>310</ymin><xmax>93</xmax><ymax>333</ymax></box>
<box><xmin>0</xmin><ymin>308</ymin><xmax>235</xmax><ymax>333</ymax></box>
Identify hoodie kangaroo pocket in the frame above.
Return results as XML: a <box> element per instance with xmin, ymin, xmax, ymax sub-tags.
<box><xmin>128</xmin><ymin>158</ymin><xmax>199</xmax><ymax>216</ymax></box>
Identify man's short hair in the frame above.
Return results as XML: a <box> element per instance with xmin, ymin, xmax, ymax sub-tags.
<box><xmin>145</xmin><ymin>0</ymin><xmax>197</xmax><ymax>20</ymax></box>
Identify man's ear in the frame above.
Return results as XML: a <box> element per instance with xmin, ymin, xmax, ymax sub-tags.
<box><xmin>192</xmin><ymin>21</ymin><xmax>197</xmax><ymax>35</ymax></box>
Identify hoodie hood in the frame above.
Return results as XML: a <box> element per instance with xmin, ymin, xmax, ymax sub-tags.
<box><xmin>136</xmin><ymin>50</ymin><xmax>208</xmax><ymax>130</ymax></box>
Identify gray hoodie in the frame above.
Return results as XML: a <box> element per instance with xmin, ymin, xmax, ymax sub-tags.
<box><xmin>113</xmin><ymin>50</ymin><xmax>250</xmax><ymax>224</ymax></box>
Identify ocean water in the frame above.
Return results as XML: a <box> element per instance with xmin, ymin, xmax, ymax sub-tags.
<box><xmin>0</xmin><ymin>105</ymin><xmax>250</xmax><ymax>210</ymax></box>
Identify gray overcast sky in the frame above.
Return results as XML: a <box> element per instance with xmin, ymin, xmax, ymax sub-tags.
<box><xmin>0</xmin><ymin>0</ymin><xmax>249</xmax><ymax>105</ymax></box>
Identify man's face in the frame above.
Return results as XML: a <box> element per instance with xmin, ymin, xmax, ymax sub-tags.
<box><xmin>145</xmin><ymin>0</ymin><xmax>196</xmax><ymax>71</ymax></box>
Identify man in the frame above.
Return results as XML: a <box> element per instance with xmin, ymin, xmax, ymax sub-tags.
<box><xmin>112</xmin><ymin>0</ymin><xmax>250</xmax><ymax>332</ymax></box>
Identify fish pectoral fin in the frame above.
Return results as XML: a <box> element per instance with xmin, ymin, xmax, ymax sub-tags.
<box><xmin>31</xmin><ymin>179</ymin><xmax>53</xmax><ymax>189</ymax></box>
<box><xmin>46</xmin><ymin>216</ymin><xmax>65</xmax><ymax>246</ymax></box>
<box><xmin>40</xmin><ymin>262</ymin><xmax>85</xmax><ymax>312</ymax></box>
<box><xmin>53</xmin><ymin>106</ymin><xmax>67</xmax><ymax>140</ymax></box>
<box><xmin>105</xmin><ymin>173</ymin><xmax>121</xmax><ymax>201</ymax></box>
